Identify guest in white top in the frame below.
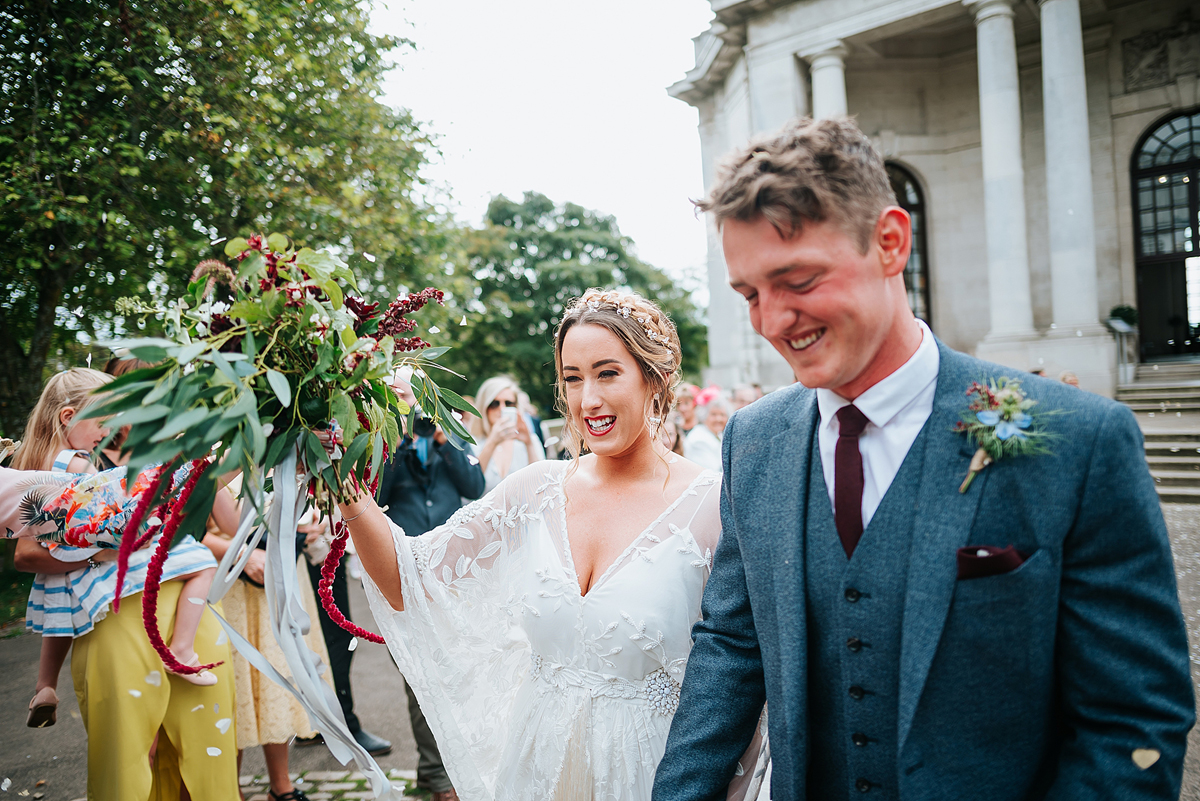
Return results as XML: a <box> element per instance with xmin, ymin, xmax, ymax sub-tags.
<box><xmin>474</xmin><ymin>376</ymin><xmax>545</xmax><ymax>493</ymax></box>
<box><xmin>684</xmin><ymin>396</ymin><xmax>729</xmax><ymax>473</ymax></box>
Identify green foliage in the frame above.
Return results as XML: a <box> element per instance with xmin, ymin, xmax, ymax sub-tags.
<box><xmin>0</xmin><ymin>0</ymin><xmax>440</xmax><ymax>434</ymax></box>
<box><xmin>435</xmin><ymin>193</ymin><xmax>708</xmax><ymax>416</ymax></box>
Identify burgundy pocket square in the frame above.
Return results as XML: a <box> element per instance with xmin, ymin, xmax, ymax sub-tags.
<box><xmin>957</xmin><ymin>545</ymin><xmax>1026</xmax><ymax>580</ymax></box>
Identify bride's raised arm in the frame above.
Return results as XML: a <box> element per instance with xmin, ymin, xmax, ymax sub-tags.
<box><xmin>336</xmin><ymin>492</ymin><xmax>405</xmax><ymax>610</ymax></box>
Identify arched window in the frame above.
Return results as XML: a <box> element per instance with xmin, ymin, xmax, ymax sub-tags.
<box><xmin>886</xmin><ymin>163</ymin><xmax>931</xmax><ymax>328</ymax></box>
<box><xmin>1132</xmin><ymin>110</ymin><xmax>1200</xmax><ymax>358</ymax></box>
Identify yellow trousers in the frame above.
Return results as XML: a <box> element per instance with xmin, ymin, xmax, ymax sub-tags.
<box><xmin>71</xmin><ymin>580</ymin><xmax>239</xmax><ymax>801</ymax></box>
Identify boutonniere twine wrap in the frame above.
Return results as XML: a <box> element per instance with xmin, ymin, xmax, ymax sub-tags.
<box><xmin>954</xmin><ymin>377</ymin><xmax>1052</xmax><ymax>493</ymax></box>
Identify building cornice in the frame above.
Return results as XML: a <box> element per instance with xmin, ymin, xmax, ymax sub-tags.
<box><xmin>668</xmin><ymin>24</ymin><xmax>747</xmax><ymax>106</ymax></box>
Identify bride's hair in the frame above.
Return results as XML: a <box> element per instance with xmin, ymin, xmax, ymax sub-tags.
<box><xmin>553</xmin><ymin>288</ymin><xmax>682</xmax><ymax>459</ymax></box>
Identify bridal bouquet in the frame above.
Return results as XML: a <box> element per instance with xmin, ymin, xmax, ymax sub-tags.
<box><xmin>84</xmin><ymin>232</ymin><xmax>474</xmax><ymax>676</ymax></box>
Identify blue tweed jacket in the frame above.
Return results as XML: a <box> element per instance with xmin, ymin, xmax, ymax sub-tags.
<box><xmin>653</xmin><ymin>341</ymin><xmax>1194</xmax><ymax>800</ymax></box>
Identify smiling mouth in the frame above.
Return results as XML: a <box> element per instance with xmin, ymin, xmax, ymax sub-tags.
<box><xmin>788</xmin><ymin>328</ymin><xmax>826</xmax><ymax>351</ymax></box>
<box><xmin>585</xmin><ymin>416</ymin><xmax>616</xmax><ymax>436</ymax></box>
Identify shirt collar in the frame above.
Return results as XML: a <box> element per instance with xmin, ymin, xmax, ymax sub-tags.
<box><xmin>816</xmin><ymin>319</ymin><xmax>940</xmax><ymax>430</ymax></box>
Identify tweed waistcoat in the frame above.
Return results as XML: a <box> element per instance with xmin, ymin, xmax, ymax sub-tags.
<box><xmin>805</xmin><ymin>422</ymin><xmax>930</xmax><ymax>800</ymax></box>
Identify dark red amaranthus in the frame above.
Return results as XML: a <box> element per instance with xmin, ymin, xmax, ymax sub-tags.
<box><xmin>112</xmin><ymin>462</ymin><xmax>174</xmax><ymax>613</ymax></box>
<box><xmin>318</xmin><ymin>519</ymin><xmax>385</xmax><ymax>645</ymax></box>
<box><xmin>142</xmin><ymin>458</ymin><xmax>222</xmax><ymax>676</ymax></box>
<box><xmin>374</xmin><ymin>288</ymin><xmax>444</xmax><ymax>353</ymax></box>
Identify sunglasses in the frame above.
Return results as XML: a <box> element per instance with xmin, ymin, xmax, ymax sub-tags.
<box><xmin>488</xmin><ymin>399</ymin><xmax>518</xmax><ymax>411</ymax></box>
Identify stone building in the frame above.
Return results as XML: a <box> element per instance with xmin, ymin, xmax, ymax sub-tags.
<box><xmin>670</xmin><ymin>0</ymin><xmax>1200</xmax><ymax>396</ymax></box>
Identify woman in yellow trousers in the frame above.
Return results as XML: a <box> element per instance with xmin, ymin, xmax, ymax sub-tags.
<box><xmin>71</xmin><ymin>579</ymin><xmax>239</xmax><ymax>800</ymax></box>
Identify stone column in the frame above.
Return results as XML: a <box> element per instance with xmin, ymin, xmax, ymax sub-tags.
<box><xmin>1039</xmin><ymin>0</ymin><xmax>1100</xmax><ymax>328</ymax></box>
<box><xmin>746</xmin><ymin>47</ymin><xmax>807</xmax><ymax>134</ymax></box>
<box><xmin>966</xmin><ymin>0</ymin><xmax>1036</xmax><ymax>338</ymax></box>
<box><xmin>809</xmin><ymin>43</ymin><xmax>849</xmax><ymax>119</ymax></box>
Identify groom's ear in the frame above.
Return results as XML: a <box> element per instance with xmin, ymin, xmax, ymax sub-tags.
<box><xmin>875</xmin><ymin>206</ymin><xmax>912</xmax><ymax>278</ymax></box>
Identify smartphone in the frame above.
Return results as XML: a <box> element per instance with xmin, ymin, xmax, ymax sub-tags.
<box><xmin>501</xmin><ymin>406</ymin><xmax>519</xmax><ymax>425</ymax></box>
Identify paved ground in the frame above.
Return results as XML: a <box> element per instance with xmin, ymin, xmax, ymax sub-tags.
<box><xmin>5</xmin><ymin>509</ymin><xmax>1200</xmax><ymax>799</ymax></box>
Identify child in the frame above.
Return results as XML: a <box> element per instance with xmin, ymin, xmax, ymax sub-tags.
<box><xmin>13</xmin><ymin>368</ymin><xmax>220</xmax><ymax>728</ymax></box>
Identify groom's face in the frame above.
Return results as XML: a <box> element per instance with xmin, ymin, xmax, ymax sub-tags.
<box><xmin>724</xmin><ymin>212</ymin><xmax>905</xmax><ymax>395</ymax></box>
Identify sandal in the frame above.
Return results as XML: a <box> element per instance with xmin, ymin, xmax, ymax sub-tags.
<box><xmin>166</xmin><ymin>653</ymin><xmax>218</xmax><ymax>686</ymax></box>
<box><xmin>269</xmin><ymin>789</ymin><xmax>311</xmax><ymax>801</ymax></box>
<box><xmin>26</xmin><ymin>686</ymin><xmax>58</xmax><ymax>728</ymax></box>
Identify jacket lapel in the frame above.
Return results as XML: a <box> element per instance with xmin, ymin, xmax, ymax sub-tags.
<box><xmin>764</xmin><ymin>388</ymin><xmax>818</xmax><ymax>747</ymax></box>
<box><xmin>897</xmin><ymin>342</ymin><xmax>990</xmax><ymax>749</ymax></box>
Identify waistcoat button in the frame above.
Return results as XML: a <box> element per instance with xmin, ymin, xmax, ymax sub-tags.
<box><xmin>856</xmin><ymin>778</ymin><xmax>873</xmax><ymax>793</ymax></box>
<box><xmin>847</xmin><ymin>636</ymin><xmax>863</xmax><ymax>653</ymax></box>
<box><xmin>852</xmin><ymin>732</ymin><xmax>869</xmax><ymax>747</ymax></box>
<box><xmin>844</xmin><ymin>587</ymin><xmax>861</xmax><ymax>602</ymax></box>
<box><xmin>848</xmin><ymin>685</ymin><xmax>866</xmax><ymax>700</ymax></box>
<box><xmin>426</xmin><ymin>499</ymin><xmax>434</xmax><ymax>506</ymax></box>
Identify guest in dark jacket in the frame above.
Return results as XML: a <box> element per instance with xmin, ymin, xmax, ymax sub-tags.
<box><xmin>375</xmin><ymin>382</ymin><xmax>486</xmax><ymax>801</ymax></box>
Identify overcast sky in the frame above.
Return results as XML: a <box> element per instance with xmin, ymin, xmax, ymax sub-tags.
<box><xmin>370</xmin><ymin>0</ymin><xmax>715</xmax><ymax>295</ymax></box>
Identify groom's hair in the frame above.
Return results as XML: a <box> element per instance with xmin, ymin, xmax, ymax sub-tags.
<box><xmin>697</xmin><ymin>116</ymin><xmax>896</xmax><ymax>254</ymax></box>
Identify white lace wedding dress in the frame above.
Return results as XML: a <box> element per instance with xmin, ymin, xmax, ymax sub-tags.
<box><xmin>362</xmin><ymin>460</ymin><xmax>768</xmax><ymax>801</ymax></box>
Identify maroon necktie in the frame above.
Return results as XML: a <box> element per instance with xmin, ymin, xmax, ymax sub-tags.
<box><xmin>834</xmin><ymin>404</ymin><xmax>869</xmax><ymax>559</ymax></box>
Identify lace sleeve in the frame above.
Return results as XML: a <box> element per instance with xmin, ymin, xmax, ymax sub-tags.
<box><xmin>360</xmin><ymin>464</ymin><xmax>554</xmax><ymax>800</ymax></box>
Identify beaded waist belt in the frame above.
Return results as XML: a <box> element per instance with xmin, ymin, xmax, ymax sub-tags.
<box><xmin>528</xmin><ymin>653</ymin><xmax>681</xmax><ymax>716</ymax></box>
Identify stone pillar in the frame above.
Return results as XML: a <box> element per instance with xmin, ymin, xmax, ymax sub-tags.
<box><xmin>809</xmin><ymin>43</ymin><xmax>849</xmax><ymax>119</ymax></box>
<box><xmin>746</xmin><ymin>47</ymin><xmax>807</xmax><ymax>134</ymax></box>
<box><xmin>966</xmin><ymin>0</ymin><xmax>1036</xmax><ymax>339</ymax></box>
<box><xmin>1039</xmin><ymin>0</ymin><xmax>1100</xmax><ymax>329</ymax></box>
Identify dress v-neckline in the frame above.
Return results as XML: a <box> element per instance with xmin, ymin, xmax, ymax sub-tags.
<box><xmin>556</xmin><ymin>468</ymin><xmax>713</xmax><ymax>599</ymax></box>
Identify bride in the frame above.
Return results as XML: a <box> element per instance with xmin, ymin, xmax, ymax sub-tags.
<box><xmin>331</xmin><ymin>289</ymin><xmax>768</xmax><ymax>800</ymax></box>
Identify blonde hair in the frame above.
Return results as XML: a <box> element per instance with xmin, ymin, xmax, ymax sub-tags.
<box><xmin>13</xmin><ymin>368</ymin><xmax>113</xmax><ymax>471</ymax></box>
<box><xmin>553</xmin><ymin>288</ymin><xmax>682</xmax><ymax>459</ymax></box>
<box><xmin>697</xmin><ymin>116</ymin><xmax>896</xmax><ymax>253</ymax></box>
<box><xmin>476</xmin><ymin>376</ymin><xmax>521</xmax><ymax>437</ymax></box>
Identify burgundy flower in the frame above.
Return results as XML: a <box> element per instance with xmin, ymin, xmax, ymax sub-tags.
<box><xmin>375</xmin><ymin>288</ymin><xmax>444</xmax><ymax>341</ymax></box>
<box><xmin>345</xmin><ymin>295</ymin><xmax>380</xmax><ymax>325</ymax></box>
<box><xmin>319</xmin><ymin>520</ymin><xmax>385</xmax><ymax>644</ymax></box>
<box><xmin>246</xmin><ymin>234</ymin><xmax>264</xmax><ymax>251</ymax></box>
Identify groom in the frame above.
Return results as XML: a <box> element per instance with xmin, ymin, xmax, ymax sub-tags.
<box><xmin>653</xmin><ymin>118</ymin><xmax>1194</xmax><ymax>800</ymax></box>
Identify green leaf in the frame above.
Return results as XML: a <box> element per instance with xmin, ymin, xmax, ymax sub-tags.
<box><xmin>266</xmin><ymin>369</ymin><xmax>292</xmax><ymax>408</ymax></box>
<box><xmin>330</xmin><ymin>393</ymin><xmax>355</xmax><ymax>435</ymax></box>
<box><xmin>293</xmin><ymin>247</ymin><xmax>341</xmax><ymax>282</ymax></box>
<box><xmin>150</xmin><ymin>407</ymin><xmax>211</xmax><ymax>442</ymax></box>
<box><xmin>436</xmin><ymin>386</ymin><xmax>479</xmax><ymax>417</ymax></box>
<box><xmin>266</xmin><ymin>232</ymin><xmax>289</xmax><ymax>252</ymax></box>
<box><xmin>242</xmin><ymin>329</ymin><xmax>258</xmax><ymax>360</ymax></box>
<box><xmin>368</xmin><ymin>430</ymin><xmax>384</xmax><ymax>485</ymax></box>
<box><xmin>339</xmin><ymin>431</ymin><xmax>370</xmax><ymax>481</ymax></box>
<box><xmin>235</xmin><ymin>251</ymin><xmax>265</xmax><ymax>283</ymax></box>
<box><xmin>175</xmin><ymin>341</ymin><xmax>207</xmax><ymax>365</ymax></box>
<box><xmin>224</xmin><ymin>237</ymin><xmax>249</xmax><ymax>257</ymax></box>
<box><xmin>420</xmin><ymin>346</ymin><xmax>450</xmax><ymax>361</ymax></box>
<box><xmin>264</xmin><ymin>430</ymin><xmax>294</xmax><ymax>472</ymax></box>
<box><xmin>110</xmin><ymin>404</ymin><xmax>171</xmax><ymax>427</ymax></box>
<box><xmin>383</xmin><ymin>410</ymin><xmax>401</xmax><ymax>451</ymax></box>
<box><xmin>222</xmin><ymin>390</ymin><xmax>258</xmax><ymax>421</ymax></box>
<box><xmin>323</xmin><ymin>279</ymin><xmax>343</xmax><ymax>309</ymax></box>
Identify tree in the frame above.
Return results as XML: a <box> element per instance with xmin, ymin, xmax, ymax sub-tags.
<box><xmin>0</xmin><ymin>0</ymin><xmax>439</xmax><ymax>434</ymax></box>
<box><xmin>437</xmin><ymin>193</ymin><xmax>707</xmax><ymax>417</ymax></box>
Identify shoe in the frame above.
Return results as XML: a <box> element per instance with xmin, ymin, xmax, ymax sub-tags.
<box><xmin>353</xmin><ymin>727</ymin><xmax>392</xmax><ymax>756</ymax></box>
<box><xmin>26</xmin><ymin>687</ymin><xmax>58</xmax><ymax>728</ymax></box>
<box><xmin>166</xmin><ymin>653</ymin><xmax>218</xmax><ymax>686</ymax></box>
<box><xmin>432</xmin><ymin>790</ymin><xmax>460</xmax><ymax>801</ymax></box>
<box><xmin>269</xmin><ymin>790</ymin><xmax>310</xmax><ymax>801</ymax></box>
<box><xmin>293</xmin><ymin>733</ymin><xmax>324</xmax><ymax>747</ymax></box>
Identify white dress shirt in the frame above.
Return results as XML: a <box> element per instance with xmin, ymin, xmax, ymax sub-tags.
<box><xmin>685</xmin><ymin>424</ymin><xmax>723</xmax><ymax>473</ymax></box>
<box><xmin>816</xmin><ymin>319</ymin><xmax>940</xmax><ymax>530</ymax></box>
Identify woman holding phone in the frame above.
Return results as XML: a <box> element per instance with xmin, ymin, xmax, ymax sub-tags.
<box><xmin>474</xmin><ymin>376</ymin><xmax>544</xmax><ymax>492</ymax></box>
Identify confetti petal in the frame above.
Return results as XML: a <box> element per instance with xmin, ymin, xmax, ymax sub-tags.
<box><xmin>146</xmin><ymin>516</ymin><xmax>162</xmax><ymax>528</ymax></box>
<box><xmin>215</xmin><ymin>630</ymin><xmax>227</xmax><ymax>646</ymax></box>
<box><xmin>2</xmin><ymin>778</ymin><xmax>11</xmax><ymax>791</ymax></box>
<box><xmin>348</xmin><ymin>637</ymin><xmax>358</xmax><ymax>652</ymax></box>
<box><xmin>128</xmin><ymin>689</ymin><xmax>142</xmax><ymax>698</ymax></box>
<box><xmin>459</xmin><ymin>315</ymin><xmax>468</xmax><ymax>326</ymax></box>
<box><xmin>363</xmin><ymin>252</ymin><xmax>376</xmax><ymax>262</ymax></box>
<box><xmin>1133</xmin><ymin>748</ymin><xmax>1161</xmax><ymax>769</ymax></box>
<box><xmin>145</xmin><ymin>671</ymin><xmax>162</xmax><ymax>686</ymax></box>
<box><xmin>206</xmin><ymin>747</ymin><xmax>222</xmax><ymax>757</ymax></box>
<box><xmin>187</xmin><ymin>597</ymin><xmax>204</xmax><ymax>605</ymax></box>
<box><xmin>191</xmin><ymin>704</ymin><xmax>205</xmax><ymax>712</ymax></box>
<box><xmin>215</xmin><ymin>717</ymin><xmax>232</xmax><ymax>734</ymax></box>
<box><xmin>213</xmin><ymin>704</ymin><xmax>219</xmax><ymax>714</ymax></box>
<box><xmin>428</xmin><ymin>326</ymin><xmax>441</xmax><ymax>334</ymax></box>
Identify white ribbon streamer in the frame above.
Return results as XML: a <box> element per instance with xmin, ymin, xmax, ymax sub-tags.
<box><xmin>206</xmin><ymin>439</ymin><xmax>395</xmax><ymax>798</ymax></box>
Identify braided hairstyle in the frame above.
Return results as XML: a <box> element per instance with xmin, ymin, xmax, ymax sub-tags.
<box><xmin>553</xmin><ymin>288</ymin><xmax>682</xmax><ymax>459</ymax></box>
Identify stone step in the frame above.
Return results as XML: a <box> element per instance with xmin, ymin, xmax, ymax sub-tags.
<box><xmin>1145</xmin><ymin>455</ymin><xmax>1200</xmax><ymax>470</ymax></box>
<box><xmin>1156</xmin><ymin>485</ymin><xmax>1200</xmax><ymax>503</ymax></box>
<box><xmin>1117</xmin><ymin>386</ymin><xmax>1200</xmax><ymax>399</ymax></box>
<box><xmin>1150</xmin><ymin>470</ymin><xmax>1200</xmax><ymax>487</ymax></box>
<box><xmin>1137</xmin><ymin>363</ymin><xmax>1200</xmax><ymax>379</ymax></box>
<box><xmin>1143</xmin><ymin>430</ymin><xmax>1200</xmax><ymax>443</ymax></box>
<box><xmin>1145</xmin><ymin>442</ymin><xmax>1200</xmax><ymax>457</ymax></box>
<box><xmin>1123</xmin><ymin>401</ymin><xmax>1200</xmax><ymax>412</ymax></box>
